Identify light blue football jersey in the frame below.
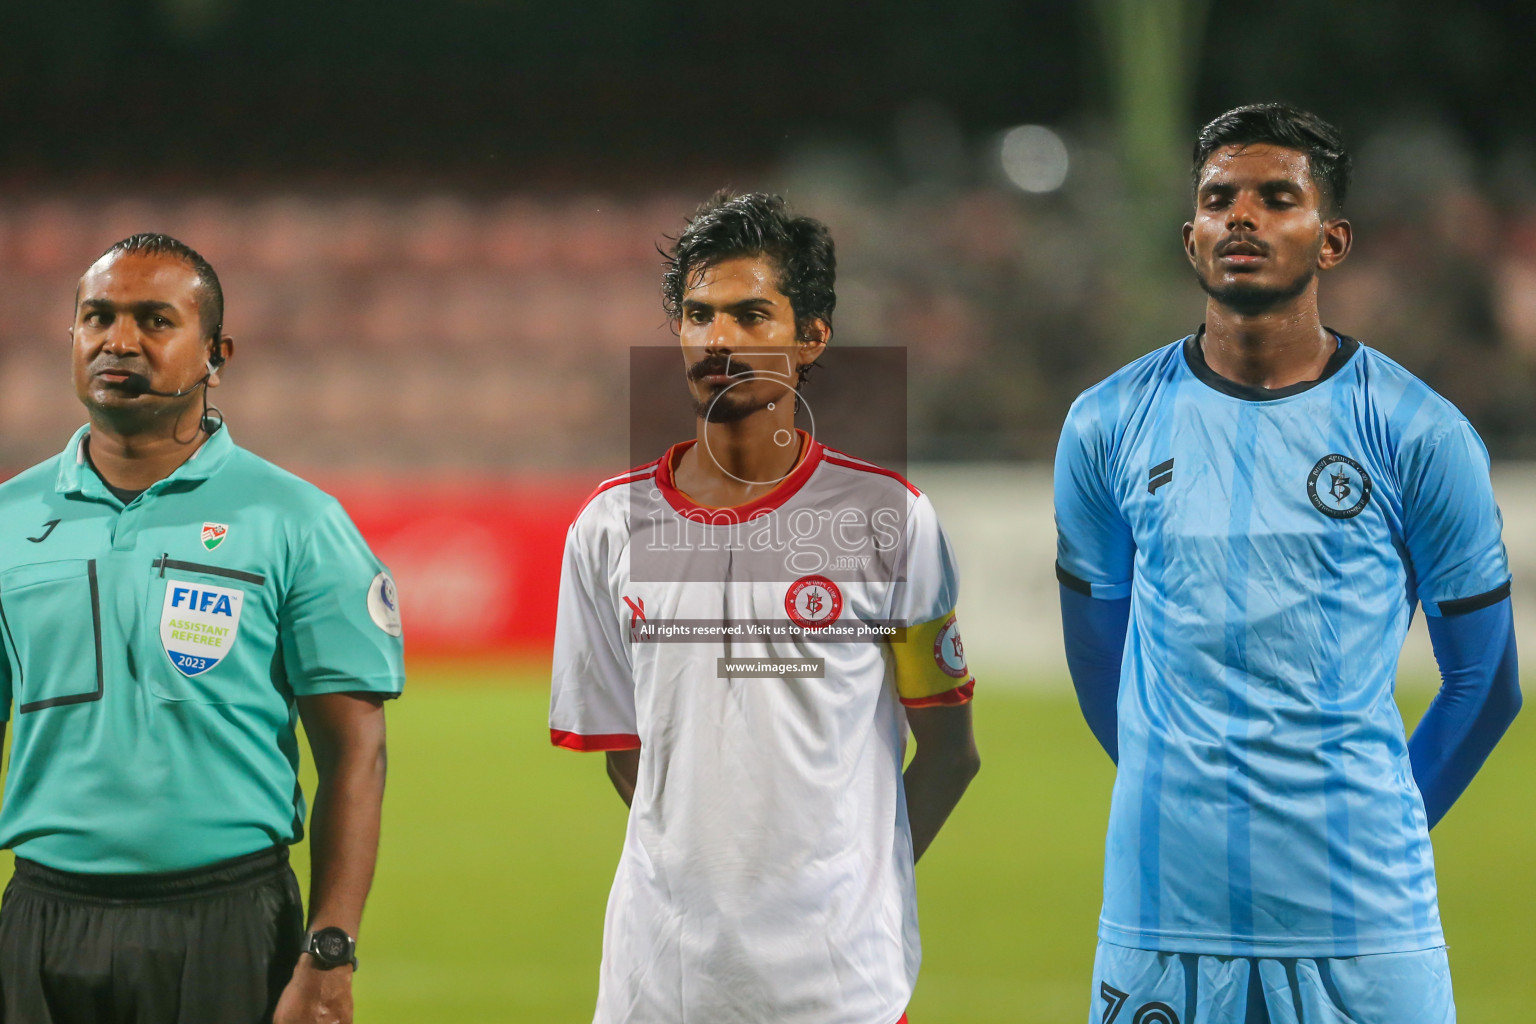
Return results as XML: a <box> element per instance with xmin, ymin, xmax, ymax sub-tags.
<box><xmin>1054</xmin><ymin>331</ymin><xmax>1510</xmax><ymax>957</ymax></box>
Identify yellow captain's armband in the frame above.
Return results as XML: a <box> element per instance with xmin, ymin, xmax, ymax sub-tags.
<box><xmin>890</xmin><ymin>609</ymin><xmax>975</xmax><ymax>707</ymax></box>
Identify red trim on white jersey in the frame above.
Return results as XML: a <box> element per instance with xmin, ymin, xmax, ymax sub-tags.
<box><xmin>550</xmin><ymin>729</ymin><xmax>642</xmax><ymax>752</ymax></box>
<box><xmin>573</xmin><ymin>458</ymin><xmax>663</xmax><ymax>521</ymax></box>
<box><xmin>899</xmin><ymin>678</ymin><xmax>975</xmax><ymax>708</ymax></box>
<box><xmin>821</xmin><ymin>447</ymin><xmax>921</xmax><ymax>497</ymax></box>
<box><xmin>654</xmin><ymin>431</ymin><xmax>825</xmax><ymax>524</ymax></box>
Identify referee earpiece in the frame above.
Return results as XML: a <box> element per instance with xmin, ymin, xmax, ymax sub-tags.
<box><xmin>207</xmin><ymin>334</ymin><xmax>227</xmax><ymax>373</ymax></box>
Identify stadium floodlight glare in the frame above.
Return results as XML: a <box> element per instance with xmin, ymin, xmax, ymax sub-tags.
<box><xmin>999</xmin><ymin>124</ymin><xmax>1069</xmax><ymax>193</ymax></box>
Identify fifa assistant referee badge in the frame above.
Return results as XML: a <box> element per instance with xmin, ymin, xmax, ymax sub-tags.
<box><xmin>302</xmin><ymin>927</ymin><xmax>358</xmax><ymax>970</ymax></box>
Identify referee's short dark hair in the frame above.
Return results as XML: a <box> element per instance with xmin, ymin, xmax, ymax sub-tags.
<box><xmin>1192</xmin><ymin>104</ymin><xmax>1352</xmax><ymax>217</ymax></box>
<box><xmin>662</xmin><ymin>191</ymin><xmax>836</xmax><ymax>342</ymax></box>
<box><xmin>96</xmin><ymin>233</ymin><xmax>225</xmax><ymax>342</ymax></box>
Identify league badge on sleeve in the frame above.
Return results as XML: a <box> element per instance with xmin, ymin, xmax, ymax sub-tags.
<box><xmin>201</xmin><ymin>522</ymin><xmax>229</xmax><ymax>551</ymax></box>
<box><xmin>367</xmin><ymin>571</ymin><xmax>404</xmax><ymax>637</ymax></box>
<box><xmin>161</xmin><ymin>581</ymin><xmax>244</xmax><ymax>676</ymax></box>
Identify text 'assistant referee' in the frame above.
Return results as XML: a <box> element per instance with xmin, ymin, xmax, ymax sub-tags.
<box><xmin>160</xmin><ymin>582</ymin><xmax>244</xmax><ymax>676</ymax></box>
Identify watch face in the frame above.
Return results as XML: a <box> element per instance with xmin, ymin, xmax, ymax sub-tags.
<box><xmin>315</xmin><ymin>928</ymin><xmax>352</xmax><ymax>963</ymax></box>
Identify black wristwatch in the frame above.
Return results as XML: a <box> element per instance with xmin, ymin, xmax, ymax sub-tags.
<box><xmin>302</xmin><ymin>927</ymin><xmax>358</xmax><ymax>971</ymax></box>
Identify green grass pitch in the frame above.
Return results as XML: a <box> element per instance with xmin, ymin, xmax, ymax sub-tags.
<box><xmin>1</xmin><ymin>665</ymin><xmax>1531</xmax><ymax>1021</ymax></box>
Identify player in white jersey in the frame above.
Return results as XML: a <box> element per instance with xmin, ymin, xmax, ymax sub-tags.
<box><xmin>551</xmin><ymin>192</ymin><xmax>980</xmax><ymax>1024</ymax></box>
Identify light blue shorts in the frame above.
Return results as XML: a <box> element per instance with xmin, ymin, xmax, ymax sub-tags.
<box><xmin>1090</xmin><ymin>940</ymin><xmax>1455</xmax><ymax>1024</ymax></box>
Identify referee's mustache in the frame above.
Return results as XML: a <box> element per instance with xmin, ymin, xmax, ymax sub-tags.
<box><xmin>89</xmin><ymin>356</ymin><xmax>155</xmax><ymax>388</ymax></box>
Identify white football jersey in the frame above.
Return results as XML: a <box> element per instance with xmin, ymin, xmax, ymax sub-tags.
<box><xmin>551</xmin><ymin>434</ymin><xmax>974</xmax><ymax>1024</ymax></box>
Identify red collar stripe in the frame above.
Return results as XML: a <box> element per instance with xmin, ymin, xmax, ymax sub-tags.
<box><xmin>574</xmin><ymin>458</ymin><xmax>662</xmax><ymax>520</ymax></box>
<box><xmin>821</xmin><ymin>451</ymin><xmax>921</xmax><ymax>496</ymax></box>
<box><xmin>655</xmin><ymin>432</ymin><xmax>824</xmax><ymax>524</ymax></box>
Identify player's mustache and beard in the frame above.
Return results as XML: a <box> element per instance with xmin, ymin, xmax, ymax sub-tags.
<box><xmin>687</xmin><ymin>356</ymin><xmax>794</xmax><ymax>424</ymax></box>
<box><xmin>1194</xmin><ymin>235</ymin><xmax>1318</xmax><ymax>316</ymax></box>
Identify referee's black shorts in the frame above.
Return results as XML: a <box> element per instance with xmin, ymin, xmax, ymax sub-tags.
<box><xmin>0</xmin><ymin>845</ymin><xmax>304</xmax><ymax>1024</ymax></box>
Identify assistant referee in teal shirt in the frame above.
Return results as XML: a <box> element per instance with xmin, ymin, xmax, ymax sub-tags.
<box><xmin>0</xmin><ymin>234</ymin><xmax>404</xmax><ymax>1023</ymax></box>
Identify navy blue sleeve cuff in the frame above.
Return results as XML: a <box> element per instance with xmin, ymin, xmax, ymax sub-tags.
<box><xmin>1056</xmin><ymin>562</ymin><xmax>1132</xmax><ymax>601</ymax></box>
<box><xmin>1433</xmin><ymin>579</ymin><xmax>1512</xmax><ymax>617</ymax></box>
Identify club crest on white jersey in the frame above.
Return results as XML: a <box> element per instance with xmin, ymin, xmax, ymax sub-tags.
<box><xmin>785</xmin><ymin>574</ymin><xmax>843</xmax><ymax>629</ymax></box>
<box><xmin>161</xmin><ymin>581</ymin><xmax>244</xmax><ymax>677</ymax></box>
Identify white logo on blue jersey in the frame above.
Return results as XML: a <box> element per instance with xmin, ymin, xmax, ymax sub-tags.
<box><xmin>160</xmin><ymin>581</ymin><xmax>244</xmax><ymax>677</ymax></box>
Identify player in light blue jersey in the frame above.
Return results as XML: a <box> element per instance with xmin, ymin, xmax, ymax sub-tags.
<box><xmin>1055</xmin><ymin>104</ymin><xmax>1521</xmax><ymax>1024</ymax></box>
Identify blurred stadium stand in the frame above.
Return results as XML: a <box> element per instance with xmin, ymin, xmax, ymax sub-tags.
<box><xmin>6</xmin><ymin>1</ymin><xmax>1536</xmax><ymax>475</ymax></box>
<box><xmin>6</xmin><ymin>125</ymin><xmax>1536</xmax><ymax>475</ymax></box>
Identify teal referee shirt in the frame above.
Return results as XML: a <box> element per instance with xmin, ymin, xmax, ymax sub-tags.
<box><xmin>0</xmin><ymin>425</ymin><xmax>405</xmax><ymax>873</ymax></box>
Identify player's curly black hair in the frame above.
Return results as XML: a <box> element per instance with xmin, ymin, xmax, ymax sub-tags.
<box><xmin>661</xmin><ymin>191</ymin><xmax>836</xmax><ymax>385</ymax></box>
<box><xmin>1193</xmin><ymin>103</ymin><xmax>1352</xmax><ymax>217</ymax></box>
<box><xmin>93</xmin><ymin>233</ymin><xmax>225</xmax><ymax>343</ymax></box>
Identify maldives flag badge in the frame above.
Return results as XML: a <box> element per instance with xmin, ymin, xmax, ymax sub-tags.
<box><xmin>201</xmin><ymin>522</ymin><xmax>229</xmax><ymax>551</ymax></box>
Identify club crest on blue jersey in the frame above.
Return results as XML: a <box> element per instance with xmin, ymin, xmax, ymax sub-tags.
<box><xmin>1307</xmin><ymin>453</ymin><xmax>1372</xmax><ymax>519</ymax></box>
<box><xmin>160</xmin><ymin>580</ymin><xmax>244</xmax><ymax>676</ymax></box>
<box><xmin>1129</xmin><ymin>1002</ymin><xmax>1179</xmax><ymax>1024</ymax></box>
